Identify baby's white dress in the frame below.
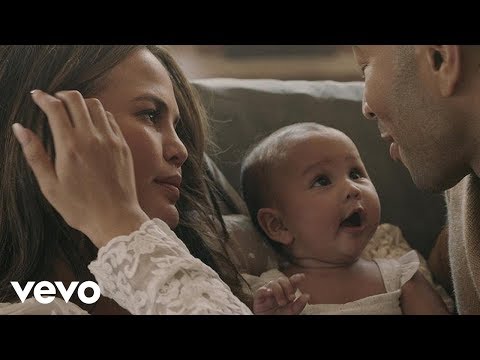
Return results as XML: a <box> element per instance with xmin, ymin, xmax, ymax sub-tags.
<box><xmin>246</xmin><ymin>250</ymin><xmax>420</xmax><ymax>315</ymax></box>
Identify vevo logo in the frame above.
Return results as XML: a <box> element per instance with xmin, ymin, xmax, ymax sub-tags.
<box><xmin>11</xmin><ymin>281</ymin><xmax>101</xmax><ymax>305</ymax></box>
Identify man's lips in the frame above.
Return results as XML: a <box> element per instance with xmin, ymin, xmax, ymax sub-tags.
<box><xmin>389</xmin><ymin>142</ymin><xmax>401</xmax><ymax>162</ymax></box>
<box><xmin>380</xmin><ymin>133</ymin><xmax>401</xmax><ymax>162</ymax></box>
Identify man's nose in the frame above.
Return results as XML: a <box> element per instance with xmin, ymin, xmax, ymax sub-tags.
<box><xmin>362</xmin><ymin>98</ymin><xmax>376</xmax><ymax>121</ymax></box>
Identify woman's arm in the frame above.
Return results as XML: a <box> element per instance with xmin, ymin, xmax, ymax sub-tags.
<box><xmin>400</xmin><ymin>271</ymin><xmax>451</xmax><ymax>315</ymax></box>
<box><xmin>88</xmin><ymin>218</ymin><xmax>252</xmax><ymax>315</ymax></box>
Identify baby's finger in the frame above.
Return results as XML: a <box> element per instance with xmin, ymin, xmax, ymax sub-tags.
<box><xmin>290</xmin><ymin>293</ymin><xmax>310</xmax><ymax>315</ymax></box>
<box><xmin>267</xmin><ymin>281</ymin><xmax>288</xmax><ymax>307</ymax></box>
<box><xmin>12</xmin><ymin>123</ymin><xmax>57</xmax><ymax>197</ymax></box>
<box><xmin>255</xmin><ymin>287</ymin><xmax>272</xmax><ymax>303</ymax></box>
<box><xmin>289</xmin><ymin>273</ymin><xmax>306</xmax><ymax>289</ymax></box>
<box><xmin>277</xmin><ymin>277</ymin><xmax>296</xmax><ymax>302</ymax></box>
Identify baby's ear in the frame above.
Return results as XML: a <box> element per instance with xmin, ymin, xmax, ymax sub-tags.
<box><xmin>257</xmin><ymin>208</ymin><xmax>293</xmax><ymax>246</ymax></box>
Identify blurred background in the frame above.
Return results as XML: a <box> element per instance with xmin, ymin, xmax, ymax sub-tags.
<box><xmin>167</xmin><ymin>45</ymin><xmax>362</xmax><ymax>81</ymax></box>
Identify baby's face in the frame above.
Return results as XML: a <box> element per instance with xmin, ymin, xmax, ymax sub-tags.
<box><xmin>273</xmin><ymin>130</ymin><xmax>380</xmax><ymax>265</ymax></box>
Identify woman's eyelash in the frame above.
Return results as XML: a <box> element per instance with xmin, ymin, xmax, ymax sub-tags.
<box><xmin>138</xmin><ymin>109</ymin><xmax>162</xmax><ymax>123</ymax></box>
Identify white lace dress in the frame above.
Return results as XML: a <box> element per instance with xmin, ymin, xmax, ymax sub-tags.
<box><xmin>0</xmin><ymin>218</ymin><xmax>252</xmax><ymax>315</ymax></box>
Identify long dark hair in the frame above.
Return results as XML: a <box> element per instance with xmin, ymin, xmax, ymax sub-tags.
<box><xmin>0</xmin><ymin>45</ymin><xmax>250</xmax><ymax>308</ymax></box>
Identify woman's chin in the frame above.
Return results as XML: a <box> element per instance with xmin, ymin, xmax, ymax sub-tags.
<box><xmin>163</xmin><ymin>210</ymin><xmax>180</xmax><ymax>229</ymax></box>
<box><xmin>146</xmin><ymin>205</ymin><xmax>179</xmax><ymax>229</ymax></box>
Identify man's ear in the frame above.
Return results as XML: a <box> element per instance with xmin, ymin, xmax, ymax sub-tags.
<box><xmin>425</xmin><ymin>45</ymin><xmax>461</xmax><ymax>97</ymax></box>
<box><xmin>257</xmin><ymin>208</ymin><xmax>293</xmax><ymax>246</ymax></box>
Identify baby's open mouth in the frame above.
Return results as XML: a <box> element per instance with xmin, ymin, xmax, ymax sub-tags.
<box><xmin>340</xmin><ymin>211</ymin><xmax>363</xmax><ymax>228</ymax></box>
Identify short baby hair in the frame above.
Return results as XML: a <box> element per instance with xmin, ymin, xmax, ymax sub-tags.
<box><xmin>241</xmin><ymin>122</ymin><xmax>335</xmax><ymax>238</ymax></box>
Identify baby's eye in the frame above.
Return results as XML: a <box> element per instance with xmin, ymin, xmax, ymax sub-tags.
<box><xmin>349</xmin><ymin>168</ymin><xmax>363</xmax><ymax>180</ymax></box>
<box><xmin>313</xmin><ymin>176</ymin><xmax>331</xmax><ymax>187</ymax></box>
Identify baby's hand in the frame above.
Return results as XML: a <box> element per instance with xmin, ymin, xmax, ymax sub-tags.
<box><xmin>253</xmin><ymin>273</ymin><xmax>310</xmax><ymax>315</ymax></box>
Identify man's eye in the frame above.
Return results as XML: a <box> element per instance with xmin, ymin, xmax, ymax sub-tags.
<box><xmin>359</xmin><ymin>64</ymin><xmax>367</xmax><ymax>79</ymax></box>
<box><xmin>313</xmin><ymin>176</ymin><xmax>331</xmax><ymax>187</ymax></box>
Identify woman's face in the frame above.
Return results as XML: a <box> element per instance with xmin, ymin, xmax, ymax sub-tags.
<box><xmin>94</xmin><ymin>48</ymin><xmax>188</xmax><ymax>229</ymax></box>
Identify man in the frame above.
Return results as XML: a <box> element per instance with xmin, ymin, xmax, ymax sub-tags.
<box><xmin>352</xmin><ymin>45</ymin><xmax>480</xmax><ymax>314</ymax></box>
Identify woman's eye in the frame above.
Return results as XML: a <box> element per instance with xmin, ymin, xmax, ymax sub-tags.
<box><xmin>139</xmin><ymin>110</ymin><xmax>161</xmax><ymax>124</ymax></box>
<box><xmin>350</xmin><ymin>169</ymin><xmax>363</xmax><ymax>180</ymax></box>
<box><xmin>313</xmin><ymin>176</ymin><xmax>331</xmax><ymax>187</ymax></box>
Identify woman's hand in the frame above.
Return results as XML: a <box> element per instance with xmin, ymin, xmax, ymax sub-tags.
<box><xmin>12</xmin><ymin>90</ymin><xmax>149</xmax><ymax>248</ymax></box>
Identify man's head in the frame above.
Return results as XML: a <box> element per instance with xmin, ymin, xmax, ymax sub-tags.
<box><xmin>241</xmin><ymin>123</ymin><xmax>380</xmax><ymax>266</ymax></box>
<box><xmin>353</xmin><ymin>45</ymin><xmax>480</xmax><ymax>192</ymax></box>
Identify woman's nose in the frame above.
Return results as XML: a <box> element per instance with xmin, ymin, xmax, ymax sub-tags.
<box><xmin>164</xmin><ymin>132</ymin><xmax>188</xmax><ymax>168</ymax></box>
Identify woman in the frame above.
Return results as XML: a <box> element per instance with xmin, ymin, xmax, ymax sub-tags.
<box><xmin>0</xmin><ymin>45</ymin><xmax>252</xmax><ymax>314</ymax></box>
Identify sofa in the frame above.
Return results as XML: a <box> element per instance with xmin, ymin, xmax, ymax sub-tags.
<box><xmin>191</xmin><ymin>78</ymin><xmax>448</xmax><ymax>286</ymax></box>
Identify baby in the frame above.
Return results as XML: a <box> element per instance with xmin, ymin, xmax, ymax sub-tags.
<box><xmin>244</xmin><ymin>123</ymin><xmax>450</xmax><ymax>315</ymax></box>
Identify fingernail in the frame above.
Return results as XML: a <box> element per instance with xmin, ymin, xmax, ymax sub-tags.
<box><xmin>12</xmin><ymin>123</ymin><xmax>31</xmax><ymax>146</ymax></box>
<box><xmin>30</xmin><ymin>89</ymin><xmax>39</xmax><ymax>95</ymax></box>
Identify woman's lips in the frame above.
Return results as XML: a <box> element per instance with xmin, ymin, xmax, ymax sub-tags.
<box><xmin>155</xmin><ymin>182</ymin><xmax>180</xmax><ymax>201</ymax></box>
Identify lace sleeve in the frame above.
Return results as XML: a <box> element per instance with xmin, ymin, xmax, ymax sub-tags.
<box><xmin>88</xmin><ymin>218</ymin><xmax>252</xmax><ymax>315</ymax></box>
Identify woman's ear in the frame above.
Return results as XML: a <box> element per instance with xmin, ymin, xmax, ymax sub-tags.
<box><xmin>257</xmin><ymin>208</ymin><xmax>293</xmax><ymax>246</ymax></box>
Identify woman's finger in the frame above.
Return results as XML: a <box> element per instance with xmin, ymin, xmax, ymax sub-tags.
<box><xmin>84</xmin><ymin>98</ymin><xmax>111</xmax><ymax>132</ymax></box>
<box><xmin>30</xmin><ymin>90</ymin><xmax>74</xmax><ymax>149</ymax></box>
<box><xmin>12</xmin><ymin>123</ymin><xmax>57</xmax><ymax>197</ymax></box>
<box><xmin>105</xmin><ymin>111</ymin><xmax>124</xmax><ymax>139</ymax></box>
<box><xmin>54</xmin><ymin>90</ymin><xmax>94</xmax><ymax>131</ymax></box>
